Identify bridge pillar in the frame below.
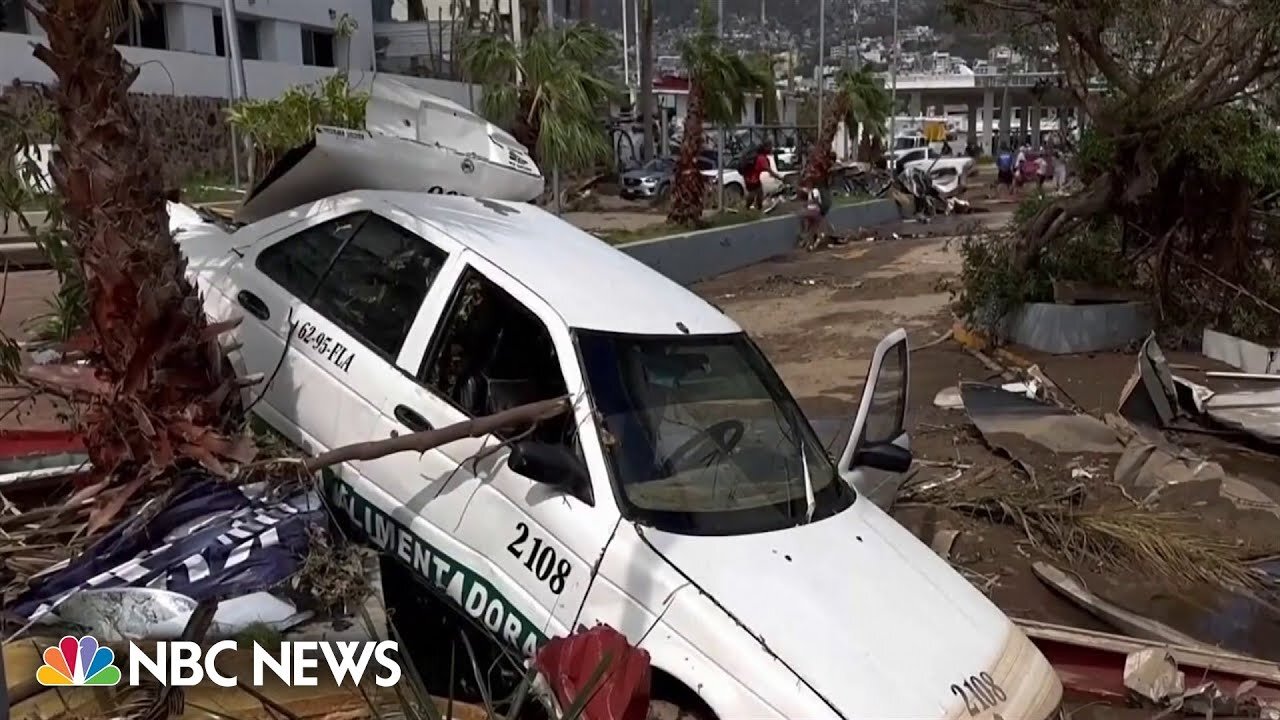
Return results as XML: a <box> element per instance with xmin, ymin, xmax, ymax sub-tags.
<box><xmin>1030</xmin><ymin>101</ymin><xmax>1042</xmax><ymax>147</ymax></box>
<box><xmin>982</xmin><ymin>89</ymin><xmax>994</xmax><ymax>154</ymax></box>
<box><xmin>966</xmin><ymin>103</ymin><xmax>978</xmax><ymax>154</ymax></box>
<box><xmin>1019</xmin><ymin>105</ymin><xmax>1029</xmax><ymax>145</ymax></box>
<box><xmin>908</xmin><ymin>92</ymin><xmax>922</xmax><ymax>116</ymax></box>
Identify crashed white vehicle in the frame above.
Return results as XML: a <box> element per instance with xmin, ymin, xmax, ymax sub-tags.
<box><xmin>172</xmin><ymin>192</ymin><xmax>1062</xmax><ymax>719</ymax></box>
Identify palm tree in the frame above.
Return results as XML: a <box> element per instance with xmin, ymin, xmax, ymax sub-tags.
<box><xmin>26</xmin><ymin>0</ymin><xmax>251</xmax><ymax>527</ymax></box>
<box><xmin>666</xmin><ymin>1</ymin><xmax>763</xmax><ymax>226</ymax></box>
<box><xmin>463</xmin><ymin>23</ymin><xmax>616</xmax><ymax>178</ymax></box>
<box><xmin>638</xmin><ymin>0</ymin><xmax>655</xmax><ymax>161</ymax></box>
<box><xmin>802</xmin><ymin>65</ymin><xmax>891</xmax><ymax>188</ymax></box>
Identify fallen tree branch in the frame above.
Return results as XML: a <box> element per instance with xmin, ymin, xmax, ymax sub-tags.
<box><xmin>298</xmin><ymin>397</ymin><xmax>572</xmax><ymax>474</ymax></box>
<box><xmin>1176</xmin><ymin>250</ymin><xmax>1280</xmax><ymax>318</ymax></box>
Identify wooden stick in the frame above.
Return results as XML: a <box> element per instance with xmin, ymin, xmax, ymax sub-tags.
<box><xmin>301</xmin><ymin>397</ymin><xmax>571</xmax><ymax>473</ymax></box>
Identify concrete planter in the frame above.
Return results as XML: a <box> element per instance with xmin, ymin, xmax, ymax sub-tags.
<box><xmin>1202</xmin><ymin>328</ymin><xmax>1280</xmax><ymax>373</ymax></box>
<box><xmin>1000</xmin><ymin>301</ymin><xmax>1154</xmax><ymax>354</ymax></box>
<box><xmin>617</xmin><ymin>199</ymin><xmax>901</xmax><ymax>285</ymax></box>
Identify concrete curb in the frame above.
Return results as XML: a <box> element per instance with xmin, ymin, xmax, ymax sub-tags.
<box><xmin>617</xmin><ymin>199</ymin><xmax>901</xmax><ymax>285</ymax></box>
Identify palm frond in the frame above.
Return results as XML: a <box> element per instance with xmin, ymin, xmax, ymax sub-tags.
<box><xmin>679</xmin><ymin>0</ymin><xmax>755</xmax><ymax>127</ymax></box>
<box><xmin>836</xmin><ymin>66</ymin><xmax>892</xmax><ymax>139</ymax></box>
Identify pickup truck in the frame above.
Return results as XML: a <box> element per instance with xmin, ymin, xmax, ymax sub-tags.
<box><xmin>170</xmin><ymin>191</ymin><xmax>1062</xmax><ymax>720</ymax></box>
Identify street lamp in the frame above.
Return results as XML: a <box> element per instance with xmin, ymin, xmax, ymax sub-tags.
<box><xmin>717</xmin><ymin>0</ymin><xmax>725</xmax><ymax>213</ymax></box>
<box><xmin>888</xmin><ymin>0</ymin><xmax>898</xmax><ymax>146</ymax></box>
<box><xmin>816</xmin><ymin>0</ymin><xmax>825</xmax><ymax>155</ymax></box>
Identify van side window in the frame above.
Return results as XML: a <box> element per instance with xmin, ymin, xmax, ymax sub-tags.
<box><xmin>419</xmin><ymin>268</ymin><xmax>571</xmax><ymax>446</ymax></box>
<box><xmin>257</xmin><ymin>212</ymin><xmax>368</xmax><ymax>300</ymax></box>
<box><xmin>309</xmin><ymin>214</ymin><xmax>448</xmax><ymax>359</ymax></box>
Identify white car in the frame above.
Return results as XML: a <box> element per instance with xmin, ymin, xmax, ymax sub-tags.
<box><xmin>171</xmin><ymin>192</ymin><xmax>1062</xmax><ymax>719</ymax></box>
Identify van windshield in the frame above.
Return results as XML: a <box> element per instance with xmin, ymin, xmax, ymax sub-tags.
<box><xmin>576</xmin><ymin>331</ymin><xmax>855</xmax><ymax>536</ymax></box>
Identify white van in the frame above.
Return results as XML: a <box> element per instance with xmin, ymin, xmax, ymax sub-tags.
<box><xmin>174</xmin><ymin>191</ymin><xmax>1063</xmax><ymax>719</ymax></box>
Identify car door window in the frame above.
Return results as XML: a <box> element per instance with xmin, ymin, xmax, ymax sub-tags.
<box><xmin>419</xmin><ymin>268</ymin><xmax>574</xmax><ymax>447</ymax></box>
<box><xmin>309</xmin><ymin>214</ymin><xmax>448</xmax><ymax>359</ymax></box>
<box><xmin>861</xmin><ymin>339</ymin><xmax>907</xmax><ymax>445</ymax></box>
<box><xmin>256</xmin><ymin>212</ymin><xmax>368</xmax><ymax>300</ymax></box>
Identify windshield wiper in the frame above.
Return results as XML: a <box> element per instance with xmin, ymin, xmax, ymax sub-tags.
<box><xmin>800</xmin><ymin>442</ymin><xmax>816</xmax><ymax>523</ymax></box>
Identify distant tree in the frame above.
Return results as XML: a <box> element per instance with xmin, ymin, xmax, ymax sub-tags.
<box><xmin>667</xmin><ymin>0</ymin><xmax>764</xmax><ymax>225</ymax></box>
<box><xmin>464</xmin><ymin>23</ymin><xmax>616</xmax><ymax>173</ymax></box>
<box><xmin>947</xmin><ymin>0</ymin><xmax>1280</xmax><ymax>283</ymax></box>
<box><xmin>801</xmin><ymin>65</ymin><xmax>890</xmax><ymax>187</ymax></box>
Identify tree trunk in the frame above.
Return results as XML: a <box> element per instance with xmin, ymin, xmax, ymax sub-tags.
<box><xmin>408</xmin><ymin>0</ymin><xmax>428</xmax><ymax>21</ymax></box>
<box><xmin>520</xmin><ymin>0</ymin><xmax>541</xmax><ymax>43</ymax></box>
<box><xmin>638</xmin><ymin>0</ymin><xmax>655</xmax><ymax>161</ymax></box>
<box><xmin>1016</xmin><ymin>172</ymin><xmax>1115</xmax><ymax>269</ymax></box>
<box><xmin>28</xmin><ymin>0</ymin><xmax>250</xmax><ymax>511</ymax></box>
<box><xmin>801</xmin><ymin>90</ymin><xmax>849</xmax><ymax>188</ymax></box>
<box><xmin>667</xmin><ymin>84</ymin><xmax>707</xmax><ymax>226</ymax></box>
<box><xmin>579</xmin><ymin>0</ymin><xmax>592</xmax><ymax>21</ymax></box>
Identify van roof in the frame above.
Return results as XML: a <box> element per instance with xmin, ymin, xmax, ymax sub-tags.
<box><xmin>365</xmin><ymin>191</ymin><xmax>743</xmax><ymax>336</ymax></box>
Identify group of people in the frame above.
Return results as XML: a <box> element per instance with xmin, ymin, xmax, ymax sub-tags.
<box><xmin>739</xmin><ymin>142</ymin><xmax>834</xmax><ymax>248</ymax></box>
<box><xmin>994</xmin><ymin>144</ymin><xmax>1069</xmax><ymax>195</ymax></box>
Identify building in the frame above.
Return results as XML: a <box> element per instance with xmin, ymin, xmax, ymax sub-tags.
<box><xmin>0</xmin><ymin>0</ymin><xmax>474</xmax><ymax>106</ymax></box>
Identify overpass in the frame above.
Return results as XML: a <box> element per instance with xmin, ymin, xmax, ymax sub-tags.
<box><xmin>873</xmin><ymin>68</ymin><xmax>1104</xmax><ymax>153</ymax></box>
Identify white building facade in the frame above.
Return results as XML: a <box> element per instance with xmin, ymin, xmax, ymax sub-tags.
<box><xmin>0</xmin><ymin>0</ymin><xmax>474</xmax><ymax>106</ymax></box>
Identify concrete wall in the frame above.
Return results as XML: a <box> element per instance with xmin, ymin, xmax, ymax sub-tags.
<box><xmin>618</xmin><ymin>200</ymin><xmax>901</xmax><ymax>286</ymax></box>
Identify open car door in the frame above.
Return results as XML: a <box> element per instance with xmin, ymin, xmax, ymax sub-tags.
<box><xmin>837</xmin><ymin>328</ymin><xmax>911</xmax><ymax>509</ymax></box>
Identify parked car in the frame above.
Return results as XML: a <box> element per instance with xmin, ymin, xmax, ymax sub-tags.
<box><xmin>619</xmin><ymin>157</ymin><xmax>677</xmax><ymax>200</ymax></box>
<box><xmin>170</xmin><ymin>191</ymin><xmax>1063</xmax><ymax>720</ymax></box>
<box><xmin>620</xmin><ymin>153</ymin><xmax>747</xmax><ymax>204</ymax></box>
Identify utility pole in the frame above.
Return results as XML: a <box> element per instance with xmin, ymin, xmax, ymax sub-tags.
<box><xmin>816</xmin><ymin>0</ymin><xmax>824</xmax><ymax>155</ymax></box>
<box><xmin>221</xmin><ymin>0</ymin><xmax>249</xmax><ymax>189</ymax></box>
<box><xmin>717</xmin><ymin>0</ymin><xmax>725</xmax><ymax>213</ymax></box>
<box><xmin>888</xmin><ymin>0</ymin><xmax>899</xmax><ymax>145</ymax></box>
<box><xmin>548</xmin><ymin>0</ymin><xmax>561</xmax><ymax>212</ymax></box>
<box><xmin>621</xmin><ymin>0</ymin><xmax>630</xmax><ymax>88</ymax></box>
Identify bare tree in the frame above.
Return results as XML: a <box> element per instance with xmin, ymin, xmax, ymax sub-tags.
<box><xmin>949</xmin><ymin>0</ymin><xmax>1280</xmax><ymax>273</ymax></box>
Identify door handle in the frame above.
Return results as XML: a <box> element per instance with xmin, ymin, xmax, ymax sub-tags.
<box><xmin>236</xmin><ymin>290</ymin><xmax>270</xmax><ymax>321</ymax></box>
<box><xmin>394</xmin><ymin>405</ymin><xmax>431</xmax><ymax>432</ymax></box>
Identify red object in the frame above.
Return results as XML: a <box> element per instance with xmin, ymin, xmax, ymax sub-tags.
<box><xmin>533</xmin><ymin>624</ymin><xmax>652</xmax><ymax>720</ymax></box>
<box><xmin>746</xmin><ymin>153</ymin><xmax>770</xmax><ymax>185</ymax></box>
<box><xmin>0</xmin><ymin>429</ymin><xmax>84</xmax><ymax>459</ymax></box>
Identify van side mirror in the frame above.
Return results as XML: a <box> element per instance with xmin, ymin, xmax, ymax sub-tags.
<box><xmin>508</xmin><ymin>441</ymin><xmax>594</xmax><ymax>505</ymax></box>
<box><xmin>852</xmin><ymin>442</ymin><xmax>913</xmax><ymax>474</ymax></box>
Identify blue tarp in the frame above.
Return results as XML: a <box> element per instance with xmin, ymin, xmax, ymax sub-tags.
<box><xmin>13</xmin><ymin>470</ymin><xmax>323</xmax><ymax>621</ymax></box>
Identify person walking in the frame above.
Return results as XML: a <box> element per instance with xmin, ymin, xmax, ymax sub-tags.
<box><xmin>995</xmin><ymin>144</ymin><xmax>1015</xmax><ymax>197</ymax></box>
<box><xmin>744</xmin><ymin>141</ymin><xmax>780</xmax><ymax>211</ymax></box>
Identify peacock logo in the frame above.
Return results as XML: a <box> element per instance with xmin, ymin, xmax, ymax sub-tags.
<box><xmin>36</xmin><ymin>635</ymin><xmax>121</xmax><ymax>686</ymax></box>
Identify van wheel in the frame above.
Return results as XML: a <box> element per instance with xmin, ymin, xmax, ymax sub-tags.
<box><xmin>649</xmin><ymin>699</ymin><xmax>710</xmax><ymax>720</ymax></box>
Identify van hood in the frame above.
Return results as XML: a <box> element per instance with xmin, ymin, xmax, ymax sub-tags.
<box><xmin>643</xmin><ymin>498</ymin><xmax>1061</xmax><ymax>719</ymax></box>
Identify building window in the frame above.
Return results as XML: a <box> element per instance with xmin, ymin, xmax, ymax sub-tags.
<box><xmin>0</xmin><ymin>0</ymin><xmax>27</xmax><ymax>33</ymax></box>
<box><xmin>302</xmin><ymin>28</ymin><xmax>335</xmax><ymax>67</ymax></box>
<box><xmin>116</xmin><ymin>1</ymin><xmax>167</xmax><ymax>49</ymax></box>
<box><xmin>213</xmin><ymin>14</ymin><xmax>261</xmax><ymax>61</ymax></box>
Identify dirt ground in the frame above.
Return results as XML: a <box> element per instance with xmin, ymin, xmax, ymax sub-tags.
<box><xmin>691</xmin><ymin>220</ymin><xmax>1280</xmax><ymax>662</ymax></box>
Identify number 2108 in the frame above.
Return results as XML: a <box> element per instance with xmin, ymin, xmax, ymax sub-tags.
<box><xmin>506</xmin><ymin>522</ymin><xmax>571</xmax><ymax>595</ymax></box>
